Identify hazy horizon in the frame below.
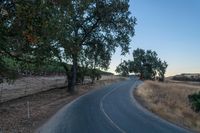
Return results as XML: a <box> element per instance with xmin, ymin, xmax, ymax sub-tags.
<box><xmin>107</xmin><ymin>0</ymin><xmax>200</xmax><ymax>76</ymax></box>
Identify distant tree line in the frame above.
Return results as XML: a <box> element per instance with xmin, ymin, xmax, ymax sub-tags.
<box><xmin>116</xmin><ymin>48</ymin><xmax>168</xmax><ymax>81</ymax></box>
<box><xmin>173</xmin><ymin>75</ymin><xmax>200</xmax><ymax>82</ymax></box>
<box><xmin>0</xmin><ymin>0</ymin><xmax>136</xmax><ymax>92</ymax></box>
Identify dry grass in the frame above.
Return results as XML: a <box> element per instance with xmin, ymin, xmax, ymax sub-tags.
<box><xmin>135</xmin><ymin>80</ymin><xmax>200</xmax><ymax>132</ymax></box>
<box><xmin>0</xmin><ymin>77</ymin><xmax>125</xmax><ymax>133</ymax></box>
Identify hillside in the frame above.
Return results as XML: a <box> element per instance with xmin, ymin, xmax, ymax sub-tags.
<box><xmin>172</xmin><ymin>73</ymin><xmax>200</xmax><ymax>82</ymax></box>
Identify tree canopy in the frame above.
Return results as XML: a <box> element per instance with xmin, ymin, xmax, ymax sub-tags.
<box><xmin>0</xmin><ymin>0</ymin><xmax>57</xmax><ymax>81</ymax></box>
<box><xmin>116</xmin><ymin>48</ymin><xmax>168</xmax><ymax>81</ymax></box>
<box><xmin>0</xmin><ymin>0</ymin><xmax>136</xmax><ymax>91</ymax></box>
<box><xmin>115</xmin><ymin>60</ymin><xmax>130</xmax><ymax>77</ymax></box>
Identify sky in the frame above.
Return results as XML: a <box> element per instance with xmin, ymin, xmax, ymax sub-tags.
<box><xmin>108</xmin><ymin>0</ymin><xmax>200</xmax><ymax>76</ymax></box>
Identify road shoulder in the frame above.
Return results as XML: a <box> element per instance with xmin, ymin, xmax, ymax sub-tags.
<box><xmin>0</xmin><ymin>78</ymin><xmax>125</xmax><ymax>133</ymax></box>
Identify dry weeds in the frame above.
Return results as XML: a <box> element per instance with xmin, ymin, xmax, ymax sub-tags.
<box><xmin>135</xmin><ymin>80</ymin><xmax>200</xmax><ymax>132</ymax></box>
<box><xmin>0</xmin><ymin>78</ymin><xmax>125</xmax><ymax>133</ymax></box>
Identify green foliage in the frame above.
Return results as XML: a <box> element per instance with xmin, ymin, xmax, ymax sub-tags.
<box><xmin>56</xmin><ymin>0</ymin><xmax>136</xmax><ymax>64</ymax></box>
<box><xmin>1</xmin><ymin>0</ymin><xmax>135</xmax><ymax>92</ymax></box>
<box><xmin>129</xmin><ymin>48</ymin><xmax>145</xmax><ymax>77</ymax></box>
<box><xmin>1</xmin><ymin>56</ymin><xmax>66</xmax><ymax>76</ymax></box>
<box><xmin>49</xmin><ymin>0</ymin><xmax>136</xmax><ymax>91</ymax></box>
<box><xmin>77</xmin><ymin>68</ymin><xmax>103</xmax><ymax>84</ymax></box>
<box><xmin>0</xmin><ymin>57</ymin><xmax>17</xmax><ymax>82</ymax></box>
<box><xmin>188</xmin><ymin>92</ymin><xmax>200</xmax><ymax>112</ymax></box>
<box><xmin>130</xmin><ymin>49</ymin><xmax>168</xmax><ymax>81</ymax></box>
<box><xmin>89</xmin><ymin>69</ymin><xmax>102</xmax><ymax>82</ymax></box>
<box><xmin>157</xmin><ymin>60</ymin><xmax>168</xmax><ymax>81</ymax></box>
<box><xmin>0</xmin><ymin>0</ymin><xmax>57</xmax><ymax>79</ymax></box>
<box><xmin>116</xmin><ymin>48</ymin><xmax>168</xmax><ymax>81</ymax></box>
<box><xmin>99</xmin><ymin>71</ymin><xmax>113</xmax><ymax>76</ymax></box>
<box><xmin>129</xmin><ymin>48</ymin><xmax>168</xmax><ymax>80</ymax></box>
<box><xmin>115</xmin><ymin>60</ymin><xmax>130</xmax><ymax>76</ymax></box>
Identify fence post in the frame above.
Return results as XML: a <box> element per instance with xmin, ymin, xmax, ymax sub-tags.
<box><xmin>27</xmin><ymin>101</ymin><xmax>30</xmax><ymax>119</ymax></box>
<box><xmin>0</xmin><ymin>83</ymin><xmax>3</xmax><ymax>103</ymax></box>
<box><xmin>42</xmin><ymin>78</ymin><xmax>44</xmax><ymax>91</ymax></box>
<box><xmin>25</xmin><ymin>79</ymin><xmax>28</xmax><ymax>96</ymax></box>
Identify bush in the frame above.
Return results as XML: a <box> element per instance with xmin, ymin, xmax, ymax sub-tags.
<box><xmin>188</xmin><ymin>92</ymin><xmax>200</xmax><ymax>112</ymax></box>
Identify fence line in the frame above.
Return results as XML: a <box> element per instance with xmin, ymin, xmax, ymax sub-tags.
<box><xmin>0</xmin><ymin>75</ymin><xmax>117</xmax><ymax>103</ymax></box>
<box><xmin>0</xmin><ymin>75</ymin><xmax>66</xmax><ymax>103</ymax></box>
<box><xmin>0</xmin><ymin>83</ymin><xmax>3</xmax><ymax>103</ymax></box>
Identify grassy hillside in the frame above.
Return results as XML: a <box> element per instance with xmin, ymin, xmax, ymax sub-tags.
<box><xmin>172</xmin><ymin>73</ymin><xmax>200</xmax><ymax>82</ymax></box>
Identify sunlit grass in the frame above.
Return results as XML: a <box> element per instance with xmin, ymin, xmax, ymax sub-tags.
<box><xmin>135</xmin><ymin>80</ymin><xmax>200</xmax><ymax>132</ymax></box>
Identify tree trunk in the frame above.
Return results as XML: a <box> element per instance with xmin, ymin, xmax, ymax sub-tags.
<box><xmin>63</xmin><ymin>64</ymin><xmax>70</xmax><ymax>91</ymax></box>
<box><xmin>81</xmin><ymin>76</ymin><xmax>84</xmax><ymax>85</ymax></box>
<box><xmin>140</xmin><ymin>73</ymin><xmax>144</xmax><ymax>80</ymax></box>
<box><xmin>91</xmin><ymin>77</ymin><xmax>95</xmax><ymax>84</ymax></box>
<box><xmin>68</xmin><ymin>55</ymin><xmax>78</xmax><ymax>93</ymax></box>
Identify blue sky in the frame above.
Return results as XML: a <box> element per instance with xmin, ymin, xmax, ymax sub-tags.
<box><xmin>108</xmin><ymin>0</ymin><xmax>200</xmax><ymax>76</ymax></box>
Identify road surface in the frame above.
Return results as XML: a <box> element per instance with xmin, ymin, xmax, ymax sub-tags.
<box><xmin>37</xmin><ymin>79</ymin><xmax>192</xmax><ymax>133</ymax></box>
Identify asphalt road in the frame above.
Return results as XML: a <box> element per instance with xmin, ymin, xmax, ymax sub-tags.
<box><xmin>37</xmin><ymin>78</ymin><xmax>192</xmax><ymax>133</ymax></box>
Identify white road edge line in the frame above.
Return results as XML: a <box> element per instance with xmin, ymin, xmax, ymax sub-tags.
<box><xmin>100</xmin><ymin>84</ymin><xmax>126</xmax><ymax>133</ymax></box>
<box><xmin>37</xmin><ymin>85</ymin><xmax>112</xmax><ymax>133</ymax></box>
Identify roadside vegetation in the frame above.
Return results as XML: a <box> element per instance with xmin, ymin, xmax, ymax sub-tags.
<box><xmin>0</xmin><ymin>77</ymin><xmax>125</xmax><ymax>133</ymax></box>
<box><xmin>135</xmin><ymin>80</ymin><xmax>200</xmax><ymax>132</ymax></box>
<box><xmin>0</xmin><ymin>0</ymin><xmax>136</xmax><ymax>93</ymax></box>
<box><xmin>171</xmin><ymin>74</ymin><xmax>200</xmax><ymax>113</ymax></box>
<box><xmin>1</xmin><ymin>57</ymin><xmax>113</xmax><ymax>84</ymax></box>
<box><xmin>188</xmin><ymin>92</ymin><xmax>200</xmax><ymax>113</ymax></box>
<box><xmin>0</xmin><ymin>1</ymin><xmax>135</xmax><ymax>132</ymax></box>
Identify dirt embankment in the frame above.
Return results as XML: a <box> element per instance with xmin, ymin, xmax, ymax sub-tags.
<box><xmin>0</xmin><ymin>77</ymin><xmax>125</xmax><ymax>133</ymax></box>
<box><xmin>135</xmin><ymin>80</ymin><xmax>200</xmax><ymax>132</ymax></box>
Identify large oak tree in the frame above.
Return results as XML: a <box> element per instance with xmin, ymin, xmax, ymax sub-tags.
<box><xmin>129</xmin><ymin>48</ymin><xmax>168</xmax><ymax>80</ymax></box>
<box><xmin>0</xmin><ymin>0</ymin><xmax>136</xmax><ymax>92</ymax></box>
<box><xmin>51</xmin><ymin>0</ymin><xmax>136</xmax><ymax>92</ymax></box>
<box><xmin>116</xmin><ymin>48</ymin><xmax>168</xmax><ymax>81</ymax></box>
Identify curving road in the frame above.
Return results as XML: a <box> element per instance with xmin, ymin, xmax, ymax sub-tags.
<box><xmin>37</xmin><ymin>78</ymin><xmax>192</xmax><ymax>133</ymax></box>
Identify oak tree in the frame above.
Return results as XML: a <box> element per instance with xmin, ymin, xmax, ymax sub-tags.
<box><xmin>52</xmin><ymin>0</ymin><xmax>136</xmax><ymax>92</ymax></box>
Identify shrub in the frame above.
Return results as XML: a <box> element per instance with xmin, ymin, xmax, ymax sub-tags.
<box><xmin>188</xmin><ymin>92</ymin><xmax>200</xmax><ymax>112</ymax></box>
